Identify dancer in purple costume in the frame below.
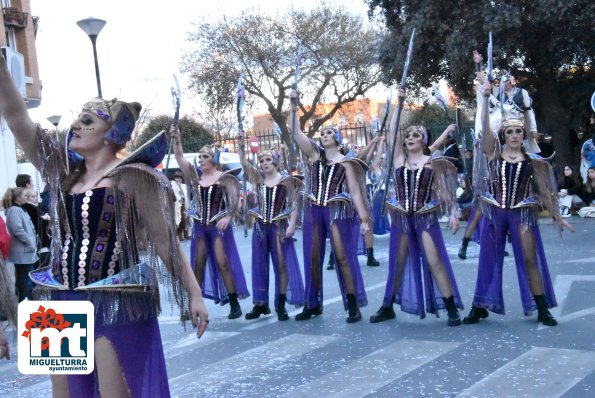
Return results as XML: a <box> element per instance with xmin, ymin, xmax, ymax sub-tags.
<box><xmin>239</xmin><ymin>139</ymin><xmax>304</xmax><ymax>321</ymax></box>
<box><xmin>0</xmin><ymin>56</ymin><xmax>208</xmax><ymax>396</ymax></box>
<box><xmin>370</xmin><ymin>87</ymin><xmax>464</xmax><ymax>326</ymax></box>
<box><xmin>463</xmin><ymin>79</ymin><xmax>575</xmax><ymax>327</ymax></box>
<box><xmin>171</xmin><ymin>126</ymin><xmax>249</xmax><ymax>320</ymax></box>
<box><xmin>290</xmin><ymin>90</ymin><xmax>371</xmax><ymax>323</ymax></box>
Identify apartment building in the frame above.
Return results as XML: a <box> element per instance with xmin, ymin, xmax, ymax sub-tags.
<box><xmin>0</xmin><ymin>0</ymin><xmax>41</xmax><ymax>197</ymax></box>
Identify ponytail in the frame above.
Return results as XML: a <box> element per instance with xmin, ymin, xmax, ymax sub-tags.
<box><xmin>2</xmin><ymin>187</ymin><xmax>24</xmax><ymax>209</ymax></box>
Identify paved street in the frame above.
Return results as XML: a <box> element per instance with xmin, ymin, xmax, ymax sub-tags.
<box><xmin>1</xmin><ymin>217</ymin><xmax>594</xmax><ymax>397</ymax></box>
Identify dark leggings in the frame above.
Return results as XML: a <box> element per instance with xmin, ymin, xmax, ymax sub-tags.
<box><xmin>14</xmin><ymin>263</ymin><xmax>36</xmax><ymax>302</ymax></box>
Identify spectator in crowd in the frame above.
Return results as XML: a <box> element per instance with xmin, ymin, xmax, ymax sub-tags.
<box><xmin>464</xmin><ymin>149</ymin><xmax>474</xmax><ymax>176</ymax></box>
<box><xmin>22</xmin><ymin>188</ymin><xmax>51</xmax><ymax>266</ymax></box>
<box><xmin>15</xmin><ymin>174</ymin><xmax>33</xmax><ymax>190</ymax></box>
<box><xmin>3</xmin><ymin>187</ymin><xmax>38</xmax><ymax>301</ymax></box>
<box><xmin>580</xmin><ymin>114</ymin><xmax>595</xmax><ymax>183</ymax></box>
<box><xmin>442</xmin><ymin>134</ymin><xmax>463</xmax><ymax>173</ymax></box>
<box><xmin>172</xmin><ymin>171</ymin><xmax>190</xmax><ymax>240</ymax></box>
<box><xmin>558</xmin><ymin>165</ymin><xmax>582</xmax><ymax>217</ymax></box>
<box><xmin>578</xmin><ymin>167</ymin><xmax>595</xmax><ymax>218</ymax></box>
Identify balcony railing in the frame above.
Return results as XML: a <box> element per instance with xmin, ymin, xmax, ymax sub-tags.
<box><xmin>3</xmin><ymin>7</ymin><xmax>28</xmax><ymax>29</ymax></box>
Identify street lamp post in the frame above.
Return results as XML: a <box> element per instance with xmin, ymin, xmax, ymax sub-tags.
<box><xmin>76</xmin><ymin>17</ymin><xmax>106</xmax><ymax>98</ymax></box>
<box><xmin>47</xmin><ymin>115</ymin><xmax>61</xmax><ymax>141</ymax></box>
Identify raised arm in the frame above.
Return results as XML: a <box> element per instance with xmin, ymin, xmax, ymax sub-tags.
<box><xmin>388</xmin><ymin>87</ymin><xmax>406</xmax><ymax>164</ymax></box>
<box><xmin>429</xmin><ymin>124</ymin><xmax>457</xmax><ymax>153</ymax></box>
<box><xmin>0</xmin><ymin>53</ymin><xmax>41</xmax><ymax>168</ymax></box>
<box><xmin>480</xmin><ymin>80</ymin><xmax>500</xmax><ymax>161</ymax></box>
<box><xmin>357</xmin><ymin>135</ymin><xmax>382</xmax><ymax>162</ymax></box>
<box><xmin>289</xmin><ymin>89</ymin><xmax>319</xmax><ymax>161</ymax></box>
<box><xmin>372</xmin><ymin>136</ymin><xmax>385</xmax><ymax>175</ymax></box>
<box><xmin>169</xmin><ymin>125</ymin><xmax>194</xmax><ymax>177</ymax></box>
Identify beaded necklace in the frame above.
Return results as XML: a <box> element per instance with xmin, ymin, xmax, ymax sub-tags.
<box><xmin>500</xmin><ymin>161</ymin><xmax>508</xmax><ymax>209</ymax></box>
<box><xmin>322</xmin><ymin>164</ymin><xmax>336</xmax><ymax>206</ymax></box>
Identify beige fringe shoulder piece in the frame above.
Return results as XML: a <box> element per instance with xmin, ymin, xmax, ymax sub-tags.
<box><xmin>215</xmin><ymin>168</ymin><xmax>242</xmax><ymax>217</ymax></box>
<box><xmin>279</xmin><ymin>174</ymin><xmax>304</xmax><ymax>212</ymax></box>
<box><xmin>429</xmin><ymin>156</ymin><xmax>459</xmax><ymax>216</ymax></box>
<box><xmin>530</xmin><ymin>158</ymin><xmax>562</xmax><ymax>228</ymax></box>
<box><xmin>105</xmin><ymin>163</ymin><xmax>190</xmax><ymax>317</ymax></box>
<box><xmin>341</xmin><ymin>157</ymin><xmax>372</xmax><ymax>219</ymax></box>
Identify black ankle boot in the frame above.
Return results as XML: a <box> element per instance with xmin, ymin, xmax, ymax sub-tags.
<box><xmin>458</xmin><ymin>237</ymin><xmax>470</xmax><ymax>260</ymax></box>
<box><xmin>245</xmin><ymin>304</ymin><xmax>271</xmax><ymax>320</ymax></box>
<box><xmin>366</xmin><ymin>248</ymin><xmax>380</xmax><ymax>267</ymax></box>
<box><xmin>444</xmin><ymin>296</ymin><xmax>461</xmax><ymax>326</ymax></box>
<box><xmin>295</xmin><ymin>305</ymin><xmax>322</xmax><ymax>321</ymax></box>
<box><xmin>327</xmin><ymin>254</ymin><xmax>335</xmax><ymax>270</ymax></box>
<box><xmin>276</xmin><ymin>294</ymin><xmax>289</xmax><ymax>321</ymax></box>
<box><xmin>228</xmin><ymin>293</ymin><xmax>242</xmax><ymax>319</ymax></box>
<box><xmin>369</xmin><ymin>305</ymin><xmax>396</xmax><ymax>323</ymax></box>
<box><xmin>534</xmin><ymin>294</ymin><xmax>557</xmax><ymax>326</ymax></box>
<box><xmin>462</xmin><ymin>306</ymin><xmax>489</xmax><ymax>324</ymax></box>
<box><xmin>346</xmin><ymin>294</ymin><xmax>361</xmax><ymax>323</ymax></box>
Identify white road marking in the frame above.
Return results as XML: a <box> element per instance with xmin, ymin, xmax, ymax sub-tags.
<box><xmin>169</xmin><ymin>333</ymin><xmax>338</xmax><ymax>397</ymax></box>
<box><xmin>279</xmin><ymin>339</ymin><xmax>460</xmax><ymax>398</ymax></box>
<box><xmin>457</xmin><ymin>347</ymin><xmax>595</xmax><ymax>398</ymax></box>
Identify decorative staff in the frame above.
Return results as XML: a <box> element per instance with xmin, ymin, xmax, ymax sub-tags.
<box><xmin>289</xmin><ymin>44</ymin><xmax>303</xmax><ymax>175</ymax></box>
<box><xmin>382</xmin><ymin>28</ymin><xmax>415</xmax><ymax>212</ymax></box>
<box><xmin>482</xmin><ymin>32</ymin><xmax>493</xmax><ymax>153</ymax></box>
<box><xmin>370</xmin><ymin>93</ymin><xmax>392</xmax><ymax>201</ymax></box>
<box><xmin>237</xmin><ymin>74</ymin><xmax>249</xmax><ymax>238</ymax></box>
<box><xmin>164</xmin><ymin>74</ymin><xmax>181</xmax><ymax>175</ymax></box>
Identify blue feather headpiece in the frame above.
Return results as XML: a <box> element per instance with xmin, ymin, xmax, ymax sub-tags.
<box><xmin>81</xmin><ymin>98</ymin><xmax>141</xmax><ymax>146</ymax></box>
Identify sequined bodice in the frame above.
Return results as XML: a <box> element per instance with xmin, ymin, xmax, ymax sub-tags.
<box><xmin>489</xmin><ymin>159</ymin><xmax>532</xmax><ymax>208</ymax></box>
<box><xmin>394</xmin><ymin>166</ymin><xmax>434</xmax><ymax>213</ymax></box>
<box><xmin>59</xmin><ymin>188</ymin><xmax>121</xmax><ymax>289</ymax></box>
<box><xmin>195</xmin><ymin>184</ymin><xmax>225</xmax><ymax>224</ymax></box>
<box><xmin>259</xmin><ymin>184</ymin><xmax>288</xmax><ymax>223</ymax></box>
<box><xmin>309</xmin><ymin>160</ymin><xmax>346</xmax><ymax>206</ymax></box>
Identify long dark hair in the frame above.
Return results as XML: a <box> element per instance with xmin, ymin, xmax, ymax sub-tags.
<box><xmin>559</xmin><ymin>165</ymin><xmax>579</xmax><ymax>187</ymax></box>
<box><xmin>586</xmin><ymin>167</ymin><xmax>595</xmax><ymax>194</ymax></box>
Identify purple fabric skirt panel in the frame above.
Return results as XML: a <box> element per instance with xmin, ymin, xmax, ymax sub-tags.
<box><xmin>382</xmin><ymin>212</ymin><xmax>464</xmax><ymax>318</ymax></box>
<box><xmin>372</xmin><ymin>189</ymin><xmax>391</xmax><ymax>235</ymax></box>
<box><xmin>54</xmin><ymin>291</ymin><xmax>170</xmax><ymax>398</ymax></box>
<box><xmin>353</xmin><ymin>221</ymin><xmax>366</xmax><ymax>255</ymax></box>
<box><xmin>251</xmin><ymin>221</ymin><xmax>304</xmax><ymax>308</ymax></box>
<box><xmin>302</xmin><ymin>204</ymin><xmax>367</xmax><ymax>310</ymax></box>
<box><xmin>464</xmin><ymin>205</ymin><xmax>482</xmax><ymax>243</ymax></box>
<box><xmin>190</xmin><ymin>222</ymin><xmax>249</xmax><ymax>304</ymax></box>
<box><xmin>471</xmin><ymin>206</ymin><xmax>556</xmax><ymax>315</ymax></box>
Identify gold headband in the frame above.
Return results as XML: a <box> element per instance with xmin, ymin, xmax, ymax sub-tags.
<box><xmin>501</xmin><ymin>118</ymin><xmax>524</xmax><ymax>129</ymax></box>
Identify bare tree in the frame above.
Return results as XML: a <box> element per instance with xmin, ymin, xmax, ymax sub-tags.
<box><xmin>182</xmin><ymin>4</ymin><xmax>384</xmax><ymax>146</ymax></box>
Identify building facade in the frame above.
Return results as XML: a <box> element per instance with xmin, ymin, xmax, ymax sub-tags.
<box><xmin>0</xmin><ymin>0</ymin><xmax>41</xmax><ymax>197</ymax></box>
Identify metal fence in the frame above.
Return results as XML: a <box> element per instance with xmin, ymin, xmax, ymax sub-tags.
<box><xmin>179</xmin><ymin>123</ymin><xmax>476</xmax><ymax>155</ymax></box>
